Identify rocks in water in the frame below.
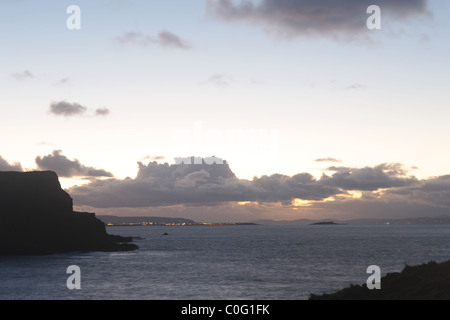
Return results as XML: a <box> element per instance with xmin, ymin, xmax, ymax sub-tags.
<box><xmin>0</xmin><ymin>171</ymin><xmax>138</xmax><ymax>255</ymax></box>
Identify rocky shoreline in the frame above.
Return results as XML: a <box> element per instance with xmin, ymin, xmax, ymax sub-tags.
<box><xmin>310</xmin><ymin>260</ymin><xmax>450</xmax><ymax>300</ymax></box>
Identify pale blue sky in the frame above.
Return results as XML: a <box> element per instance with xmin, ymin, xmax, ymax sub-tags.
<box><xmin>1</xmin><ymin>0</ymin><xmax>449</xmax><ymax>185</ymax></box>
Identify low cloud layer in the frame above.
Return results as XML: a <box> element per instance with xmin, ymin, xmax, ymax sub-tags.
<box><xmin>35</xmin><ymin>150</ymin><xmax>113</xmax><ymax>178</ymax></box>
<box><xmin>206</xmin><ymin>0</ymin><xmax>430</xmax><ymax>40</ymax></box>
<box><xmin>69</xmin><ymin>159</ymin><xmax>423</xmax><ymax>210</ymax></box>
<box><xmin>1</xmin><ymin>152</ymin><xmax>449</xmax><ymax>221</ymax></box>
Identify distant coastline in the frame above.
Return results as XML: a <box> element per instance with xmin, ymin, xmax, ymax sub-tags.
<box><xmin>252</xmin><ymin>216</ymin><xmax>450</xmax><ymax>226</ymax></box>
<box><xmin>105</xmin><ymin>222</ymin><xmax>258</xmax><ymax>227</ymax></box>
<box><xmin>97</xmin><ymin>215</ymin><xmax>450</xmax><ymax>227</ymax></box>
<box><xmin>98</xmin><ymin>216</ymin><xmax>257</xmax><ymax>227</ymax></box>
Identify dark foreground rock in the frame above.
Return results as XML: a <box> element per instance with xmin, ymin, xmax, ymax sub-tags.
<box><xmin>0</xmin><ymin>171</ymin><xmax>138</xmax><ymax>255</ymax></box>
<box><xmin>310</xmin><ymin>260</ymin><xmax>450</xmax><ymax>300</ymax></box>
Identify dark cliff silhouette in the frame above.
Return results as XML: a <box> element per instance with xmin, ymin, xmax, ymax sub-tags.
<box><xmin>0</xmin><ymin>171</ymin><xmax>138</xmax><ymax>255</ymax></box>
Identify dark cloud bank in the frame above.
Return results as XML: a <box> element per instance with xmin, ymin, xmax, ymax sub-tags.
<box><xmin>1</xmin><ymin>153</ymin><xmax>448</xmax><ymax>221</ymax></box>
<box><xmin>69</xmin><ymin>159</ymin><xmax>419</xmax><ymax>208</ymax></box>
<box><xmin>206</xmin><ymin>0</ymin><xmax>430</xmax><ymax>40</ymax></box>
<box><xmin>66</xmin><ymin>157</ymin><xmax>450</xmax><ymax>221</ymax></box>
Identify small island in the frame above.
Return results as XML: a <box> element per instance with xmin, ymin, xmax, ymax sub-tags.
<box><xmin>0</xmin><ymin>171</ymin><xmax>138</xmax><ymax>255</ymax></box>
<box><xmin>310</xmin><ymin>221</ymin><xmax>342</xmax><ymax>226</ymax></box>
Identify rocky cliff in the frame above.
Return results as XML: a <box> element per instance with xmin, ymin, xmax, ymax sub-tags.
<box><xmin>0</xmin><ymin>171</ymin><xmax>138</xmax><ymax>255</ymax></box>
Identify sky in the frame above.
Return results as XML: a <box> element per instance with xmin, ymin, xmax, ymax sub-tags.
<box><xmin>1</xmin><ymin>0</ymin><xmax>450</xmax><ymax>222</ymax></box>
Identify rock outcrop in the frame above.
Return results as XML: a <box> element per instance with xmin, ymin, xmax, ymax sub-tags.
<box><xmin>0</xmin><ymin>171</ymin><xmax>138</xmax><ymax>255</ymax></box>
<box><xmin>309</xmin><ymin>260</ymin><xmax>450</xmax><ymax>300</ymax></box>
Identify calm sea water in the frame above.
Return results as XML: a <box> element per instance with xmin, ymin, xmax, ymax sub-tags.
<box><xmin>0</xmin><ymin>224</ymin><xmax>449</xmax><ymax>300</ymax></box>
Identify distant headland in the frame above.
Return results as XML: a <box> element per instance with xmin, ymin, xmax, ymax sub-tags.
<box><xmin>0</xmin><ymin>171</ymin><xmax>138</xmax><ymax>255</ymax></box>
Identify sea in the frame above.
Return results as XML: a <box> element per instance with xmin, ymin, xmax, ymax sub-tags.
<box><xmin>0</xmin><ymin>224</ymin><xmax>449</xmax><ymax>300</ymax></box>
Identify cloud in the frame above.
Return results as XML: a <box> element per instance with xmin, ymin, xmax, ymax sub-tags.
<box><xmin>158</xmin><ymin>30</ymin><xmax>191</xmax><ymax>49</ymax></box>
<box><xmin>95</xmin><ymin>107</ymin><xmax>110</xmax><ymax>116</ymax></box>
<box><xmin>49</xmin><ymin>101</ymin><xmax>87</xmax><ymax>117</ymax></box>
<box><xmin>115</xmin><ymin>30</ymin><xmax>191</xmax><ymax>49</ymax></box>
<box><xmin>315</xmin><ymin>157</ymin><xmax>342</xmax><ymax>163</ymax></box>
<box><xmin>206</xmin><ymin>0</ymin><xmax>430</xmax><ymax>41</ymax></box>
<box><xmin>0</xmin><ymin>156</ymin><xmax>23</xmax><ymax>172</ymax></box>
<box><xmin>345</xmin><ymin>83</ymin><xmax>367</xmax><ymax>90</ymax></box>
<box><xmin>58</xmin><ymin>157</ymin><xmax>450</xmax><ymax>221</ymax></box>
<box><xmin>115</xmin><ymin>31</ymin><xmax>155</xmax><ymax>46</ymax></box>
<box><xmin>55</xmin><ymin>78</ymin><xmax>71</xmax><ymax>86</ymax></box>
<box><xmin>139</xmin><ymin>155</ymin><xmax>166</xmax><ymax>161</ymax></box>
<box><xmin>11</xmin><ymin>70</ymin><xmax>34</xmax><ymax>81</ymax></box>
<box><xmin>69</xmin><ymin>158</ymin><xmax>418</xmax><ymax>208</ymax></box>
<box><xmin>49</xmin><ymin>101</ymin><xmax>110</xmax><ymax>118</ymax></box>
<box><xmin>321</xmin><ymin>163</ymin><xmax>417</xmax><ymax>191</ymax></box>
<box><xmin>35</xmin><ymin>150</ymin><xmax>113</xmax><ymax>178</ymax></box>
<box><xmin>385</xmin><ymin>175</ymin><xmax>450</xmax><ymax>209</ymax></box>
<box><xmin>202</xmin><ymin>74</ymin><xmax>233</xmax><ymax>87</ymax></box>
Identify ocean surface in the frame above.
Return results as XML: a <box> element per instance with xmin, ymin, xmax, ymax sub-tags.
<box><xmin>1</xmin><ymin>224</ymin><xmax>449</xmax><ymax>300</ymax></box>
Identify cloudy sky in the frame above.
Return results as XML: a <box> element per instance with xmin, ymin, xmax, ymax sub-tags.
<box><xmin>1</xmin><ymin>0</ymin><xmax>449</xmax><ymax>222</ymax></box>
